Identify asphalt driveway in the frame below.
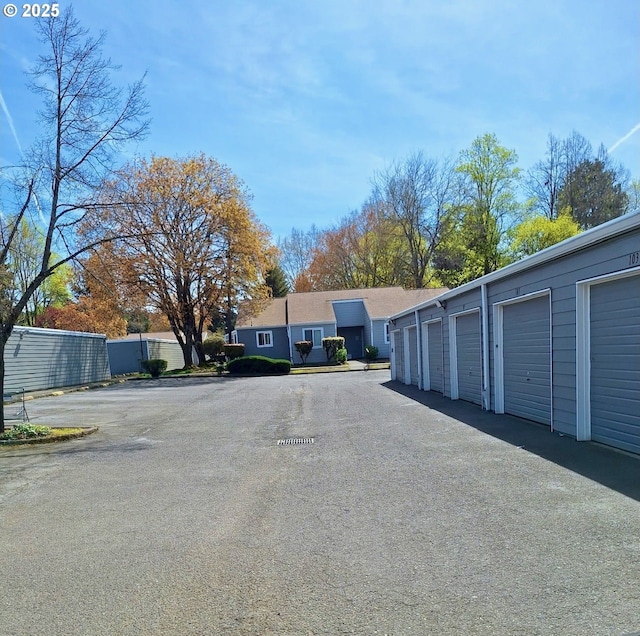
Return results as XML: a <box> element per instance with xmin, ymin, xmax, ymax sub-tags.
<box><xmin>1</xmin><ymin>372</ymin><xmax>638</xmax><ymax>635</ymax></box>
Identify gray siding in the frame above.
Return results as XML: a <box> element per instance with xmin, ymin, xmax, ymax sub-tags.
<box><xmin>503</xmin><ymin>296</ymin><xmax>551</xmax><ymax>425</ymax></box>
<box><xmin>332</xmin><ymin>300</ymin><xmax>367</xmax><ymax>327</ymax></box>
<box><xmin>391</xmin><ymin>218</ymin><xmax>639</xmax><ymax>453</ymax></box>
<box><xmin>107</xmin><ymin>340</ymin><xmax>149</xmax><ymax>375</ymax></box>
<box><xmin>290</xmin><ymin>323</ymin><xmax>336</xmax><ymax>364</ymax></box>
<box><xmin>147</xmin><ymin>340</ymin><xmax>186</xmax><ymax>371</ymax></box>
<box><xmin>236</xmin><ymin>327</ymin><xmax>290</xmax><ymax>360</ymax></box>
<box><xmin>487</xmin><ymin>228</ymin><xmax>639</xmax><ymax>436</ymax></box>
<box><xmin>590</xmin><ymin>275</ymin><xmax>640</xmax><ymax>453</ymax></box>
<box><xmin>5</xmin><ymin>327</ymin><xmax>110</xmax><ymax>392</ymax></box>
<box><xmin>108</xmin><ymin>338</ymin><xmax>189</xmax><ymax>374</ymax></box>
<box><xmin>371</xmin><ymin>320</ymin><xmax>391</xmax><ymax>358</ymax></box>
<box><xmin>455</xmin><ymin>312</ymin><xmax>482</xmax><ymax>405</ymax></box>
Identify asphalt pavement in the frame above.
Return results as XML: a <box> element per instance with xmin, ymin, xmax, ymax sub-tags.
<box><xmin>1</xmin><ymin>372</ymin><xmax>638</xmax><ymax>635</ymax></box>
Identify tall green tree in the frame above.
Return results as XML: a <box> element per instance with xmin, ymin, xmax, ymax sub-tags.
<box><xmin>8</xmin><ymin>221</ymin><xmax>72</xmax><ymax>326</ymax></box>
<box><xmin>450</xmin><ymin>133</ymin><xmax>521</xmax><ymax>279</ymax></box>
<box><xmin>0</xmin><ymin>7</ymin><xmax>148</xmax><ymax>432</ymax></box>
<box><xmin>506</xmin><ymin>210</ymin><xmax>581</xmax><ymax>261</ymax></box>
<box><xmin>265</xmin><ymin>265</ymin><xmax>289</xmax><ymax>297</ymax></box>
<box><xmin>558</xmin><ymin>156</ymin><xmax>629</xmax><ymax>229</ymax></box>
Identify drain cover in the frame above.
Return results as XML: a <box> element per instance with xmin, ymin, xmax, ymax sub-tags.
<box><xmin>277</xmin><ymin>437</ymin><xmax>314</xmax><ymax>446</ymax></box>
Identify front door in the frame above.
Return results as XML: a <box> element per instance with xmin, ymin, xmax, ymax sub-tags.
<box><xmin>337</xmin><ymin>326</ymin><xmax>364</xmax><ymax>359</ymax></box>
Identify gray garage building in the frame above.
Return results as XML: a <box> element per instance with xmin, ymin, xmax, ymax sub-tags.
<box><xmin>389</xmin><ymin>212</ymin><xmax>640</xmax><ymax>455</ymax></box>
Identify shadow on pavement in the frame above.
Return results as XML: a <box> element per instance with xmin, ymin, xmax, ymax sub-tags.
<box><xmin>382</xmin><ymin>380</ymin><xmax>640</xmax><ymax>502</ymax></box>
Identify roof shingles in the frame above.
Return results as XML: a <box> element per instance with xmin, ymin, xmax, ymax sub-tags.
<box><xmin>236</xmin><ymin>287</ymin><xmax>446</xmax><ymax>328</ymax></box>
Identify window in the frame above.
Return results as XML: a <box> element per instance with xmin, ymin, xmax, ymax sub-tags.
<box><xmin>303</xmin><ymin>328</ymin><xmax>323</xmax><ymax>348</ymax></box>
<box><xmin>256</xmin><ymin>331</ymin><xmax>273</xmax><ymax>347</ymax></box>
<box><xmin>384</xmin><ymin>322</ymin><xmax>390</xmax><ymax>344</ymax></box>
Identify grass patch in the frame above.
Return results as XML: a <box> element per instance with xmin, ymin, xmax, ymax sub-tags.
<box><xmin>49</xmin><ymin>427</ymin><xmax>85</xmax><ymax>437</ymax></box>
<box><xmin>0</xmin><ymin>425</ymin><xmax>96</xmax><ymax>445</ymax></box>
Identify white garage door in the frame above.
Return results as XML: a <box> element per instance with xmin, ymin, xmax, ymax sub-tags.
<box><xmin>590</xmin><ymin>275</ymin><xmax>640</xmax><ymax>454</ymax></box>
<box><xmin>456</xmin><ymin>312</ymin><xmax>482</xmax><ymax>405</ymax></box>
<box><xmin>503</xmin><ymin>296</ymin><xmax>551</xmax><ymax>425</ymax></box>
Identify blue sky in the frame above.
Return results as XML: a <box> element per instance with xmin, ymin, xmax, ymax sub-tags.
<box><xmin>1</xmin><ymin>0</ymin><xmax>639</xmax><ymax>240</ymax></box>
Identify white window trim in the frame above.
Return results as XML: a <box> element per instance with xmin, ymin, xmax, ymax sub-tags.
<box><xmin>303</xmin><ymin>327</ymin><xmax>324</xmax><ymax>349</ymax></box>
<box><xmin>256</xmin><ymin>330</ymin><xmax>273</xmax><ymax>348</ymax></box>
<box><xmin>384</xmin><ymin>321</ymin><xmax>390</xmax><ymax>344</ymax></box>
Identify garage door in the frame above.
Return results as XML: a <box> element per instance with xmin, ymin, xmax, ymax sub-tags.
<box><xmin>503</xmin><ymin>296</ymin><xmax>551</xmax><ymax>425</ymax></box>
<box><xmin>425</xmin><ymin>321</ymin><xmax>443</xmax><ymax>393</ymax></box>
<box><xmin>392</xmin><ymin>331</ymin><xmax>403</xmax><ymax>382</ymax></box>
<box><xmin>408</xmin><ymin>327</ymin><xmax>418</xmax><ymax>386</ymax></box>
<box><xmin>590</xmin><ymin>276</ymin><xmax>640</xmax><ymax>454</ymax></box>
<box><xmin>456</xmin><ymin>312</ymin><xmax>481</xmax><ymax>405</ymax></box>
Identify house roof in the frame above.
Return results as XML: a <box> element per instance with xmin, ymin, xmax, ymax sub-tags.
<box><xmin>236</xmin><ymin>287</ymin><xmax>447</xmax><ymax>328</ymax></box>
<box><xmin>236</xmin><ymin>297</ymin><xmax>287</xmax><ymax>328</ymax></box>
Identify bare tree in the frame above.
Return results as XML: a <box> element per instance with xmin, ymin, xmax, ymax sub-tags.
<box><xmin>526</xmin><ymin>133</ymin><xmax>564</xmax><ymax>220</ymax></box>
<box><xmin>0</xmin><ymin>7</ymin><xmax>148</xmax><ymax>432</ymax></box>
<box><xmin>277</xmin><ymin>226</ymin><xmax>320</xmax><ymax>291</ymax></box>
<box><xmin>372</xmin><ymin>152</ymin><xmax>457</xmax><ymax>288</ymax></box>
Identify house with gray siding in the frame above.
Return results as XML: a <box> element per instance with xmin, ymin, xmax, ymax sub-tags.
<box><xmin>235</xmin><ymin>287</ymin><xmax>446</xmax><ymax>365</ymax></box>
<box><xmin>389</xmin><ymin>212</ymin><xmax>640</xmax><ymax>456</ymax></box>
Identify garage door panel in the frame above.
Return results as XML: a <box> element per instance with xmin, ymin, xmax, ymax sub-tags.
<box><xmin>503</xmin><ymin>296</ymin><xmax>551</xmax><ymax>425</ymax></box>
<box><xmin>427</xmin><ymin>322</ymin><xmax>443</xmax><ymax>393</ymax></box>
<box><xmin>408</xmin><ymin>327</ymin><xmax>418</xmax><ymax>386</ymax></box>
<box><xmin>456</xmin><ymin>313</ymin><xmax>481</xmax><ymax>405</ymax></box>
<box><xmin>590</xmin><ymin>275</ymin><xmax>640</xmax><ymax>454</ymax></box>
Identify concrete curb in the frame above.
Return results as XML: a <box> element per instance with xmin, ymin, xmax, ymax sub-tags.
<box><xmin>0</xmin><ymin>426</ymin><xmax>99</xmax><ymax>446</ymax></box>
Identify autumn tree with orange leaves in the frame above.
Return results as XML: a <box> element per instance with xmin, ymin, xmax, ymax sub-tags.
<box><xmin>84</xmin><ymin>155</ymin><xmax>276</xmax><ymax>367</ymax></box>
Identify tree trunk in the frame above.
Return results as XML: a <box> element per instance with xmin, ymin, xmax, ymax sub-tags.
<box><xmin>0</xmin><ymin>330</ymin><xmax>10</xmax><ymax>434</ymax></box>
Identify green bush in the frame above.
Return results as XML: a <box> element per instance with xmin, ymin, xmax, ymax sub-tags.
<box><xmin>0</xmin><ymin>423</ymin><xmax>51</xmax><ymax>440</ymax></box>
<box><xmin>335</xmin><ymin>347</ymin><xmax>348</xmax><ymax>364</ymax></box>
<box><xmin>364</xmin><ymin>345</ymin><xmax>379</xmax><ymax>361</ymax></box>
<box><xmin>141</xmin><ymin>358</ymin><xmax>168</xmax><ymax>377</ymax></box>
<box><xmin>227</xmin><ymin>355</ymin><xmax>291</xmax><ymax>375</ymax></box>
<box><xmin>294</xmin><ymin>340</ymin><xmax>313</xmax><ymax>363</ymax></box>
<box><xmin>224</xmin><ymin>343</ymin><xmax>245</xmax><ymax>360</ymax></box>
<box><xmin>203</xmin><ymin>333</ymin><xmax>225</xmax><ymax>359</ymax></box>
<box><xmin>322</xmin><ymin>336</ymin><xmax>345</xmax><ymax>362</ymax></box>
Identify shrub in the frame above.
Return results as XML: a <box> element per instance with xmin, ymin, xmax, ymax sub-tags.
<box><xmin>294</xmin><ymin>340</ymin><xmax>313</xmax><ymax>364</ymax></box>
<box><xmin>141</xmin><ymin>358</ymin><xmax>168</xmax><ymax>377</ymax></box>
<box><xmin>364</xmin><ymin>345</ymin><xmax>379</xmax><ymax>361</ymax></box>
<box><xmin>335</xmin><ymin>347</ymin><xmax>348</xmax><ymax>364</ymax></box>
<box><xmin>227</xmin><ymin>355</ymin><xmax>291</xmax><ymax>375</ymax></box>
<box><xmin>203</xmin><ymin>333</ymin><xmax>225</xmax><ymax>359</ymax></box>
<box><xmin>224</xmin><ymin>343</ymin><xmax>245</xmax><ymax>360</ymax></box>
<box><xmin>0</xmin><ymin>423</ymin><xmax>51</xmax><ymax>440</ymax></box>
<box><xmin>322</xmin><ymin>336</ymin><xmax>345</xmax><ymax>362</ymax></box>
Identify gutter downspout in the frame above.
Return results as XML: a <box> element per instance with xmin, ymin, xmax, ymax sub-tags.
<box><xmin>415</xmin><ymin>308</ymin><xmax>422</xmax><ymax>390</ymax></box>
<box><xmin>481</xmin><ymin>283</ymin><xmax>490</xmax><ymax>411</ymax></box>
